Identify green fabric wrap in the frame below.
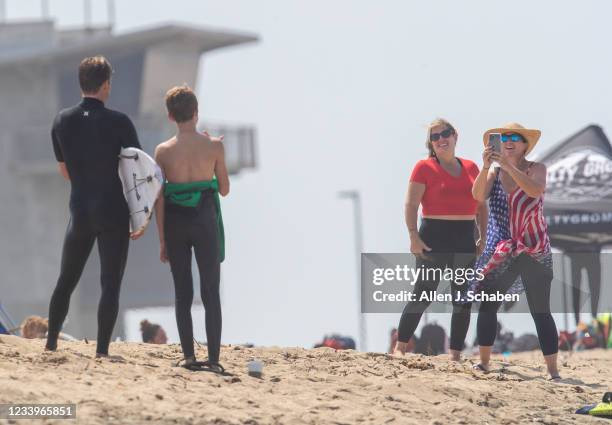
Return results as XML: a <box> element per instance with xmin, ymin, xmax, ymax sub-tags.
<box><xmin>164</xmin><ymin>179</ymin><xmax>225</xmax><ymax>262</ymax></box>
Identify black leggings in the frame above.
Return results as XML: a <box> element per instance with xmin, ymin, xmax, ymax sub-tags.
<box><xmin>569</xmin><ymin>252</ymin><xmax>601</xmax><ymax>325</ymax></box>
<box><xmin>398</xmin><ymin>219</ymin><xmax>476</xmax><ymax>351</ymax></box>
<box><xmin>46</xmin><ymin>215</ymin><xmax>129</xmax><ymax>355</ymax></box>
<box><xmin>165</xmin><ymin>191</ymin><xmax>221</xmax><ymax>363</ymax></box>
<box><xmin>477</xmin><ymin>253</ymin><xmax>558</xmax><ymax>356</ymax></box>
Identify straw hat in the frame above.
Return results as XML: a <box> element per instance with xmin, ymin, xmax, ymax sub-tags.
<box><xmin>482</xmin><ymin>122</ymin><xmax>541</xmax><ymax>155</ymax></box>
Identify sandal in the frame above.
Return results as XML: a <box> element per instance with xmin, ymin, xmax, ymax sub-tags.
<box><xmin>194</xmin><ymin>360</ymin><xmax>226</xmax><ymax>375</ymax></box>
<box><xmin>176</xmin><ymin>358</ymin><xmax>228</xmax><ymax>375</ymax></box>
<box><xmin>472</xmin><ymin>363</ymin><xmax>490</xmax><ymax>373</ymax></box>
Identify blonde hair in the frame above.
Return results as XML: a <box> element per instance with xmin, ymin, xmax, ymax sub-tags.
<box><xmin>20</xmin><ymin>316</ymin><xmax>48</xmax><ymax>339</ymax></box>
<box><xmin>425</xmin><ymin>118</ymin><xmax>457</xmax><ymax>158</ymax></box>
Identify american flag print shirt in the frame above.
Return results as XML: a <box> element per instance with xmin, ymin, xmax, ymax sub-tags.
<box><xmin>470</xmin><ymin>168</ymin><xmax>552</xmax><ymax>295</ymax></box>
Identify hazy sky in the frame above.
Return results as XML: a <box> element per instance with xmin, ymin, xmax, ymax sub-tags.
<box><xmin>8</xmin><ymin>0</ymin><xmax>612</xmax><ymax>351</ymax></box>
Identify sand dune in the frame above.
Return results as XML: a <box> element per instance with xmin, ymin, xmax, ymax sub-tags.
<box><xmin>0</xmin><ymin>335</ymin><xmax>610</xmax><ymax>424</ymax></box>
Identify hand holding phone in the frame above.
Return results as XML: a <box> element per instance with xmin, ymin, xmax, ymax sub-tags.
<box><xmin>482</xmin><ymin>133</ymin><xmax>500</xmax><ymax>168</ymax></box>
<box><xmin>488</xmin><ymin>133</ymin><xmax>501</xmax><ymax>154</ymax></box>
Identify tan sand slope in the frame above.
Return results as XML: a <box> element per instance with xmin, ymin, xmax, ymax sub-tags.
<box><xmin>0</xmin><ymin>335</ymin><xmax>610</xmax><ymax>424</ymax></box>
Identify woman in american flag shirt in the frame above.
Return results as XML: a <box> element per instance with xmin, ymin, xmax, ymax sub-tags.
<box><xmin>470</xmin><ymin>123</ymin><xmax>560</xmax><ymax>380</ymax></box>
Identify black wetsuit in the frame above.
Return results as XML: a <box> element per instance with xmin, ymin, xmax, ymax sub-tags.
<box><xmin>165</xmin><ymin>191</ymin><xmax>222</xmax><ymax>363</ymax></box>
<box><xmin>568</xmin><ymin>247</ymin><xmax>602</xmax><ymax>325</ymax></box>
<box><xmin>46</xmin><ymin>97</ymin><xmax>141</xmax><ymax>355</ymax></box>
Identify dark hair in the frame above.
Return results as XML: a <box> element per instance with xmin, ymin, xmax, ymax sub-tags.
<box><xmin>78</xmin><ymin>56</ymin><xmax>112</xmax><ymax>94</ymax></box>
<box><xmin>165</xmin><ymin>85</ymin><xmax>198</xmax><ymax>123</ymax></box>
<box><xmin>140</xmin><ymin>320</ymin><xmax>161</xmax><ymax>343</ymax></box>
<box><xmin>425</xmin><ymin>118</ymin><xmax>457</xmax><ymax>158</ymax></box>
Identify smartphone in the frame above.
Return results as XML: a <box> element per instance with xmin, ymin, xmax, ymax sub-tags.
<box><xmin>488</xmin><ymin>133</ymin><xmax>501</xmax><ymax>154</ymax></box>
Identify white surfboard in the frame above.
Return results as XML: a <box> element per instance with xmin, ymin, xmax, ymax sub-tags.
<box><xmin>118</xmin><ymin>147</ymin><xmax>164</xmax><ymax>233</ymax></box>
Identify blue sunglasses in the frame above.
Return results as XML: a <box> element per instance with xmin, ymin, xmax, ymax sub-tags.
<box><xmin>501</xmin><ymin>133</ymin><xmax>526</xmax><ymax>143</ymax></box>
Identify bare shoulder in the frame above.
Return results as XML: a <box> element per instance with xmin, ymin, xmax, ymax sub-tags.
<box><xmin>207</xmin><ymin>137</ymin><xmax>225</xmax><ymax>157</ymax></box>
<box><xmin>213</xmin><ymin>140</ymin><xmax>225</xmax><ymax>152</ymax></box>
<box><xmin>154</xmin><ymin>137</ymin><xmax>175</xmax><ymax>161</ymax></box>
<box><xmin>530</xmin><ymin>161</ymin><xmax>547</xmax><ymax>174</ymax></box>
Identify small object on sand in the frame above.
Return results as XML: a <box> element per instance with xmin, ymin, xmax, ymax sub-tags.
<box><xmin>576</xmin><ymin>404</ymin><xmax>598</xmax><ymax>415</ymax></box>
<box><xmin>576</xmin><ymin>392</ymin><xmax>612</xmax><ymax>417</ymax></box>
<box><xmin>589</xmin><ymin>392</ymin><xmax>612</xmax><ymax>417</ymax></box>
<box><xmin>248</xmin><ymin>359</ymin><xmax>263</xmax><ymax>378</ymax></box>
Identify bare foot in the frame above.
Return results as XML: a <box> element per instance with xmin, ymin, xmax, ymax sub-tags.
<box><xmin>450</xmin><ymin>350</ymin><xmax>462</xmax><ymax>362</ymax></box>
<box><xmin>95</xmin><ymin>353</ymin><xmax>126</xmax><ymax>362</ymax></box>
<box><xmin>395</xmin><ymin>341</ymin><xmax>411</xmax><ymax>355</ymax></box>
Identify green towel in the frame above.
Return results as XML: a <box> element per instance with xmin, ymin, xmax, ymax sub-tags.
<box><xmin>164</xmin><ymin>179</ymin><xmax>225</xmax><ymax>262</ymax></box>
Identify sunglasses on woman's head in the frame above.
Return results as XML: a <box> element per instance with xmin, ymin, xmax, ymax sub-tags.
<box><xmin>430</xmin><ymin>128</ymin><xmax>454</xmax><ymax>142</ymax></box>
<box><xmin>501</xmin><ymin>133</ymin><xmax>526</xmax><ymax>143</ymax></box>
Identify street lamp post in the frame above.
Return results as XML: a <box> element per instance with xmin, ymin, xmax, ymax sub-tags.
<box><xmin>338</xmin><ymin>190</ymin><xmax>366</xmax><ymax>352</ymax></box>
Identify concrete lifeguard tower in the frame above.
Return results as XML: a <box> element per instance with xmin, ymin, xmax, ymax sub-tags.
<box><xmin>0</xmin><ymin>3</ymin><xmax>258</xmax><ymax>339</ymax></box>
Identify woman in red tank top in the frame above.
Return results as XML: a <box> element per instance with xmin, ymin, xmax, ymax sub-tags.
<box><xmin>396</xmin><ymin>118</ymin><xmax>487</xmax><ymax>361</ymax></box>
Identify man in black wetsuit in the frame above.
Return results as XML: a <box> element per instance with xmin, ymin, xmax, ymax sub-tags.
<box><xmin>46</xmin><ymin>56</ymin><xmax>143</xmax><ymax>356</ymax></box>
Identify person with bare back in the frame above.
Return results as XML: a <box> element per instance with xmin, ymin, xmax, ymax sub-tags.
<box><xmin>154</xmin><ymin>85</ymin><xmax>229</xmax><ymax>373</ymax></box>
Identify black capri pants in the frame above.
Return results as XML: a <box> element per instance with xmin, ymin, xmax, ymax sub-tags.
<box><xmin>477</xmin><ymin>253</ymin><xmax>558</xmax><ymax>356</ymax></box>
<box><xmin>398</xmin><ymin>219</ymin><xmax>476</xmax><ymax>351</ymax></box>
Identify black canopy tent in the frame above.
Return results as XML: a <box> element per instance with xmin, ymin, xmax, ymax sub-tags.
<box><xmin>537</xmin><ymin>124</ymin><xmax>612</xmax><ymax>247</ymax></box>
<box><xmin>535</xmin><ymin>125</ymin><xmax>612</xmax><ymax>330</ymax></box>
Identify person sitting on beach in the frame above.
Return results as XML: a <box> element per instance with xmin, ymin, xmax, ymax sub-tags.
<box><xmin>414</xmin><ymin>323</ymin><xmax>446</xmax><ymax>356</ymax></box>
<box><xmin>21</xmin><ymin>315</ymin><xmax>77</xmax><ymax>341</ymax></box>
<box><xmin>470</xmin><ymin>123</ymin><xmax>560</xmax><ymax>380</ymax></box>
<box><xmin>396</xmin><ymin>118</ymin><xmax>487</xmax><ymax>361</ymax></box>
<box><xmin>154</xmin><ymin>85</ymin><xmax>229</xmax><ymax>373</ymax></box>
<box><xmin>21</xmin><ymin>316</ymin><xmax>49</xmax><ymax>339</ymax></box>
<box><xmin>140</xmin><ymin>320</ymin><xmax>168</xmax><ymax>344</ymax></box>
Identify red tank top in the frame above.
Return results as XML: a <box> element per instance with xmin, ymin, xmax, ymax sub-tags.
<box><xmin>410</xmin><ymin>157</ymin><xmax>480</xmax><ymax>216</ymax></box>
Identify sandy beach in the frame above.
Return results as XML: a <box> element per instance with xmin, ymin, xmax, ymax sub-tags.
<box><xmin>0</xmin><ymin>335</ymin><xmax>610</xmax><ymax>424</ymax></box>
